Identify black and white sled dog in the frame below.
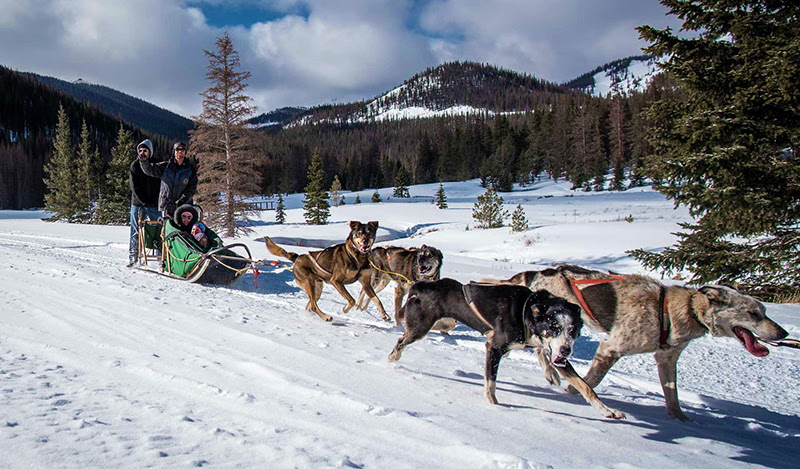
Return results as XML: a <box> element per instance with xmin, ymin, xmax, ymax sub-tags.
<box><xmin>388</xmin><ymin>278</ymin><xmax>626</xmax><ymax>419</ymax></box>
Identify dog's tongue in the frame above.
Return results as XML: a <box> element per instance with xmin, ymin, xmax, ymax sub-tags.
<box><xmin>733</xmin><ymin>326</ymin><xmax>769</xmax><ymax>357</ymax></box>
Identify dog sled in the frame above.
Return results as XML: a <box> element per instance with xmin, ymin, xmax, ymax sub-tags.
<box><xmin>136</xmin><ymin>205</ymin><xmax>253</xmax><ymax>286</ymax></box>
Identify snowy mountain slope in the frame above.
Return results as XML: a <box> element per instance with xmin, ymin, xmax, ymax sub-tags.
<box><xmin>1</xmin><ymin>180</ymin><xmax>799</xmax><ymax>468</ymax></box>
<box><xmin>564</xmin><ymin>55</ymin><xmax>660</xmax><ymax>97</ymax></box>
<box><xmin>287</xmin><ymin>62</ymin><xmax>564</xmax><ymax>127</ymax></box>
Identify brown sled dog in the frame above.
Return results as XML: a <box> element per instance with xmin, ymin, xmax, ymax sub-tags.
<box><xmin>265</xmin><ymin>221</ymin><xmax>390</xmax><ymax>322</ymax></box>
<box><xmin>486</xmin><ymin>265</ymin><xmax>789</xmax><ymax>421</ymax></box>
<box><xmin>355</xmin><ymin>245</ymin><xmax>444</xmax><ymax>320</ymax></box>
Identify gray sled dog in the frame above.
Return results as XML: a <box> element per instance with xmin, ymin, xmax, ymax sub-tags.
<box><xmin>485</xmin><ymin>264</ymin><xmax>788</xmax><ymax>421</ymax></box>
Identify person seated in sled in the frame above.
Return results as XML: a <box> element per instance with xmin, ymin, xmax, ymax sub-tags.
<box><xmin>173</xmin><ymin>205</ymin><xmax>221</xmax><ymax>253</ymax></box>
<box><xmin>191</xmin><ymin>222</ymin><xmax>209</xmax><ymax>250</ymax></box>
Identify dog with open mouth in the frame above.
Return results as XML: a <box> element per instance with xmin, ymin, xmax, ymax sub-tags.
<box><xmin>388</xmin><ymin>278</ymin><xmax>626</xmax><ymax>419</ymax></box>
<box><xmin>484</xmin><ymin>264</ymin><xmax>789</xmax><ymax>421</ymax></box>
<box><xmin>265</xmin><ymin>221</ymin><xmax>390</xmax><ymax>322</ymax></box>
<box><xmin>355</xmin><ymin>245</ymin><xmax>444</xmax><ymax>322</ymax></box>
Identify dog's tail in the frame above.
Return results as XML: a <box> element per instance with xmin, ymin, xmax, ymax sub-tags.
<box><xmin>479</xmin><ymin>271</ymin><xmax>527</xmax><ymax>285</ymax></box>
<box><xmin>265</xmin><ymin>237</ymin><xmax>299</xmax><ymax>263</ymax></box>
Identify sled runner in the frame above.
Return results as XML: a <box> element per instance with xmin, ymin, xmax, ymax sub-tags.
<box><xmin>137</xmin><ymin>205</ymin><xmax>253</xmax><ymax>286</ymax></box>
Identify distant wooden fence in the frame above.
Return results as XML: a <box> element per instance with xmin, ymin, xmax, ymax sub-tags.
<box><xmin>250</xmin><ymin>200</ymin><xmax>276</xmax><ymax>211</ymax></box>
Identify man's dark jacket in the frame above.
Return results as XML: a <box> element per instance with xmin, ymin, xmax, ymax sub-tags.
<box><xmin>140</xmin><ymin>157</ymin><xmax>198</xmax><ymax>215</ymax></box>
<box><xmin>130</xmin><ymin>139</ymin><xmax>160</xmax><ymax>207</ymax></box>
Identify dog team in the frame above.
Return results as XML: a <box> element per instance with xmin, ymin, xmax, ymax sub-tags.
<box><xmin>265</xmin><ymin>220</ymin><xmax>789</xmax><ymax>421</ymax></box>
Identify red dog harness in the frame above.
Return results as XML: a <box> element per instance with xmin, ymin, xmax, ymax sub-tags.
<box><xmin>568</xmin><ymin>274</ymin><xmax>671</xmax><ymax>348</ymax></box>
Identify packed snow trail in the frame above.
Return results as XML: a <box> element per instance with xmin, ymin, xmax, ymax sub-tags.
<box><xmin>2</xmin><ymin>181</ymin><xmax>800</xmax><ymax>468</ymax></box>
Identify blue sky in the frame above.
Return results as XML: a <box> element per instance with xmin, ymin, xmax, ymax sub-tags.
<box><xmin>192</xmin><ymin>1</ymin><xmax>311</xmax><ymax>28</ymax></box>
<box><xmin>0</xmin><ymin>0</ymin><xmax>681</xmax><ymax>117</ymax></box>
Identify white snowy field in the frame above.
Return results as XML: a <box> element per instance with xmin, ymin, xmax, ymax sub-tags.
<box><xmin>1</xmin><ymin>179</ymin><xmax>799</xmax><ymax>469</ymax></box>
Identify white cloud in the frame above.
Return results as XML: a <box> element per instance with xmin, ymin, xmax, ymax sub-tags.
<box><xmin>0</xmin><ymin>0</ymin><xmax>682</xmax><ymax>118</ymax></box>
<box><xmin>419</xmin><ymin>0</ymin><xmax>681</xmax><ymax>83</ymax></box>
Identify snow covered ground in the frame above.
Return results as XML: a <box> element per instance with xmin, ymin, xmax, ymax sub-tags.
<box><xmin>1</xmin><ymin>179</ymin><xmax>798</xmax><ymax>468</ymax></box>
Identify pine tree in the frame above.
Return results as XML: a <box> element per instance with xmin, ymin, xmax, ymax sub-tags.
<box><xmin>632</xmin><ymin>0</ymin><xmax>800</xmax><ymax>298</ymax></box>
<box><xmin>330</xmin><ymin>175</ymin><xmax>342</xmax><ymax>207</ymax></box>
<box><xmin>275</xmin><ymin>193</ymin><xmax>286</xmax><ymax>224</ymax></box>
<box><xmin>95</xmin><ymin>123</ymin><xmax>134</xmax><ymax>225</ymax></box>
<box><xmin>510</xmin><ymin>204</ymin><xmax>528</xmax><ymax>232</ymax></box>
<box><xmin>303</xmin><ymin>148</ymin><xmax>330</xmax><ymax>225</ymax></box>
<box><xmin>435</xmin><ymin>182</ymin><xmax>447</xmax><ymax>209</ymax></box>
<box><xmin>191</xmin><ymin>31</ymin><xmax>259</xmax><ymax>237</ymax></box>
<box><xmin>354</xmin><ymin>194</ymin><xmax>361</xmax><ymax>204</ymax></box>
<box><xmin>472</xmin><ymin>185</ymin><xmax>508</xmax><ymax>229</ymax></box>
<box><xmin>608</xmin><ymin>95</ymin><xmax>630</xmax><ymax>191</ymax></box>
<box><xmin>75</xmin><ymin>119</ymin><xmax>96</xmax><ymax>221</ymax></box>
<box><xmin>393</xmin><ymin>166</ymin><xmax>410</xmax><ymax>198</ymax></box>
<box><xmin>371</xmin><ymin>190</ymin><xmax>382</xmax><ymax>203</ymax></box>
<box><xmin>44</xmin><ymin>104</ymin><xmax>81</xmax><ymax>222</ymax></box>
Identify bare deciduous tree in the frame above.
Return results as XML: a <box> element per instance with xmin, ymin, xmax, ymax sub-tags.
<box><xmin>191</xmin><ymin>31</ymin><xmax>259</xmax><ymax>237</ymax></box>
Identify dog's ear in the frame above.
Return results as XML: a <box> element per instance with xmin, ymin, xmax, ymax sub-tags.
<box><xmin>349</xmin><ymin>220</ymin><xmax>361</xmax><ymax>230</ymax></box>
<box><xmin>699</xmin><ymin>285</ymin><xmax>726</xmax><ymax>304</ymax></box>
<box><xmin>524</xmin><ymin>292</ymin><xmax>544</xmax><ymax>317</ymax></box>
<box><xmin>368</xmin><ymin>220</ymin><xmax>379</xmax><ymax>230</ymax></box>
<box><xmin>421</xmin><ymin>244</ymin><xmax>427</xmax><ymax>249</ymax></box>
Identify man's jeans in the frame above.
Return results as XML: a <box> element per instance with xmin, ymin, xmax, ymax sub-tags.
<box><xmin>130</xmin><ymin>205</ymin><xmax>162</xmax><ymax>260</ymax></box>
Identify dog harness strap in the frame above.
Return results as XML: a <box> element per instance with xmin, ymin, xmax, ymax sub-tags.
<box><xmin>305</xmin><ymin>252</ymin><xmax>332</xmax><ymax>277</ymax></box>
<box><xmin>462</xmin><ymin>285</ymin><xmax>494</xmax><ymax>330</ymax></box>
<box><xmin>658</xmin><ymin>286</ymin><xmax>670</xmax><ymax>348</ymax></box>
<box><xmin>568</xmin><ymin>274</ymin><xmax>626</xmax><ymax>324</ymax></box>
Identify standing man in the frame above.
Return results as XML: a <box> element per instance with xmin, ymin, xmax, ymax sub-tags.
<box><xmin>128</xmin><ymin>139</ymin><xmax>161</xmax><ymax>267</ymax></box>
<box><xmin>140</xmin><ymin>141</ymin><xmax>198</xmax><ymax>219</ymax></box>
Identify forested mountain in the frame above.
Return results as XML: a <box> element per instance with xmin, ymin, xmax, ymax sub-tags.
<box><xmin>255</xmin><ymin>61</ymin><xmax>676</xmax><ymax>197</ymax></box>
<box><xmin>249</xmin><ymin>107</ymin><xmax>306</xmax><ymax>127</ymax></box>
<box><xmin>564</xmin><ymin>55</ymin><xmax>659</xmax><ymax>97</ymax></box>
<box><xmin>287</xmin><ymin>61</ymin><xmax>570</xmax><ymax>126</ymax></box>
<box><xmin>2</xmin><ymin>59</ymin><xmax>672</xmax><ymax>210</ymax></box>
<box><xmin>27</xmin><ymin>72</ymin><xmax>193</xmax><ymax>140</ymax></box>
<box><xmin>0</xmin><ymin>65</ymin><xmax>177</xmax><ymax>209</ymax></box>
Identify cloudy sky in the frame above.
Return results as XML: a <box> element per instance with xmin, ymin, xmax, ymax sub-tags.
<box><xmin>0</xmin><ymin>0</ymin><xmax>682</xmax><ymax>118</ymax></box>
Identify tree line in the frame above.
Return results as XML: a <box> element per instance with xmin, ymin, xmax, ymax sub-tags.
<box><xmin>0</xmin><ymin>65</ymin><xmax>177</xmax><ymax>210</ymax></box>
<box><xmin>256</xmin><ymin>73</ymin><xmax>678</xmax><ymax>196</ymax></box>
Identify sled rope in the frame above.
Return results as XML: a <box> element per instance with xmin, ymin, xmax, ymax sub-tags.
<box><xmin>757</xmin><ymin>337</ymin><xmax>800</xmax><ymax>349</ymax></box>
<box><xmin>368</xmin><ymin>258</ymin><xmax>412</xmax><ymax>285</ymax></box>
<box><xmin>208</xmin><ymin>253</ymin><xmax>251</xmax><ymax>275</ymax></box>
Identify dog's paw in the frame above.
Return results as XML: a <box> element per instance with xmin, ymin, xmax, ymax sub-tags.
<box><xmin>668</xmin><ymin>410</ymin><xmax>692</xmax><ymax>422</ymax></box>
<box><xmin>387</xmin><ymin>351</ymin><xmax>401</xmax><ymax>362</ymax></box>
<box><xmin>545</xmin><ymin>369</ymin><xmax>561</xmax><ymax>386</ymax></box>
<box><xmin>604</xmin><ymin>408</ymin><xmax>626</xmax><ymax>420</ymax></box>
<box><xmin>565</xmin><ymin>384</ymin><xmax>580</xmax><ymax>395</ymax></box>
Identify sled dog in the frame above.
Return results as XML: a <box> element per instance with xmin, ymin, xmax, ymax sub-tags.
<box><xmin>265</xmin><ymin>221</ymin><xmax>389</xmax><ymax>322</ymax></box>
<box><xmin>355</xmin><ymin>245</ymin><xmax>444</xmax><ymax>321</ymax></box>
<box><xmin>388</xmin><ymin>278</ymin><xmax>625</xmax><ymax>419</ymax></box>
<box><xmin>485</xmin><ymin>264</ymin><xmax>788</xmax><ymax>420</ymax></box>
